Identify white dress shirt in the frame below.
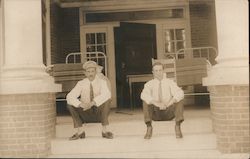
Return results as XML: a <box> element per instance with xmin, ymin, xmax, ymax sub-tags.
<box><xmin>140</xmin><ymin>77</ymin><xmax>184</xmax><ymax>106</ymax></box>
<box><xmin>66</xmin><ymin>77</ymin><xmax>111</xmax><ymax>108</ymax></box>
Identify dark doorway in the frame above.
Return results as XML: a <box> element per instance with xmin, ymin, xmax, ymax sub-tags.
<box><xmin>114</xmin><ymin>22</ymin><xmax>157</xmax><ymax>108</ymax></box>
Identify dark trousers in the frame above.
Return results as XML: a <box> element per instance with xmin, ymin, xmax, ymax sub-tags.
<box><xmin>143</xmin><ymin>100</ymin><xmax>184</xmax><ymax>124</ymax></box>
<box><xmin>67</xmin><ymin>100</ymin><xmax>111</xmax><ymax>128</ymax></box>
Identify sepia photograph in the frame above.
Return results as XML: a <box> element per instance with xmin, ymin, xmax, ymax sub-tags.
<box><xmin>0</xmin><ymin>0</ymin><xmax>249</xmax><ymax>158</ymax></box>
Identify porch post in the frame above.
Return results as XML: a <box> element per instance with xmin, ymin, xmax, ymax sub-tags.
<box><xmin>0</xmin><ymin>0</ymin><xmax>61</xmax><ymax>157</ymax></box>
<box><xmin>203</xmin><ymin>0</ymin><xmax>249</xmax><ymax>153</ymax></box>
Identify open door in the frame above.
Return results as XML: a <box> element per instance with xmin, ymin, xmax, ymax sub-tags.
<box><xmin>115</xmin><ymin>22</ymin><xmax>157</xmax><ymax>108</ymax></box>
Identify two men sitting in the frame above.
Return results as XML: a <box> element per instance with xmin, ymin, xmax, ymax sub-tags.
<box><xmin>66</xmin><ymin>60</ymin><xmax>184</xmax><ymax>140</ymax></box>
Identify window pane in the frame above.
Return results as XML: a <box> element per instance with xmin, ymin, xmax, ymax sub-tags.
<box><xmin>176</xmin><ymin>29</ymin><xmax>185</xmax><ymax>40</ymax></box>
<box><xmin>97</xmin><ymin>45</ymin><xmax>106</xmax><ymax>53</ymax></box>
<box><xmin>97</xmin><ymin>33</ymin><xmax>106</xmax><ymax>44</ymax></box>
<box><xmin>165</xmin><ymin>29</ymin><xmax>175</xmax><ymax>41</ymax></box>
<box><xmin>176</xmin><ymin>41</ymin><xmax>185</xmax><ymax>51</ymax></box>
<box><xmin>165</xmin><ymin>42</ymin><xmax>175</xmax><ymax>53</ymax></box>
<box><xmin>86</xmin><ymin>45</ymin><xmax>96</xmax><ymax>52</ymax></box>
<box><xmin>86</xmin><ymin>33</ymin><xmax>95</xmax><ymax>44</ymax></box>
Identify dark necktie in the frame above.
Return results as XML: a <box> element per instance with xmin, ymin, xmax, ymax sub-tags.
<box><xmin>158</xmin><ymin>81</ymin><xmax>163</xmax><ymax>102</ymax></box>
<box><xmin>90</xmin><ymin>83</ymin><xmax>97</xmax><ymax>113</ymax></box>
<box><xmin>90</xmin><ymin>83</ymin><xmax>94</xmax><ymax>102</ymax></box>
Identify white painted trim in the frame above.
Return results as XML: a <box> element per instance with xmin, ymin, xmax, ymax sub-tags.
<box><xmin>0</xmin><ymin>0</ymin><xmax>4</xmax><ymax>72</ymax></box>
<box><xmin>59</xmin><ymin>0</ymin><xmax>188</xmax><ymax>10</ymax></box>
<box><xmin>107</xmin><ymin>25</ymin><xmax>117</xmax><ymax>108</ymax></box>
<box><xmin>0</xmin><ymin>75</ymin><xmax>62</xmax><ymax>94</ymax></box>
<box><xmin>45</xmin><ymin>0</ymin><xmax>51</xmax><ymax>66</ymax></box>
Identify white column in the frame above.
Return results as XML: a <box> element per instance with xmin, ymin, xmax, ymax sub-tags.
<box><xmin>0</xmin><ymin>0</ymin><xmax>61</xmax><ymax>94</ymax></box>
<box><xmin>203</xmin><ymin>0</ymin><xmax>249</xmax><ymax>86</ymax></box>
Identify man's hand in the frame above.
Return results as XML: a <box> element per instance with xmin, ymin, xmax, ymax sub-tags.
<box><xmin>79</xmin><ymin>102</ymin><xmax>93</xmax><ymax>111</ymax></box>
<box><xmin>151</xmin><ymin>100</ymin><xmax>167</xmax><ymax>110</ymax></box>
<box><xmin>165</xmin><ymin>98</ymin><xmax>176</xmax><ymax>108</ymax></box>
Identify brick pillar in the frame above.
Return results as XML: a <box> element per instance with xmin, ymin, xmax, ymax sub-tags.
<box><xmin>203</xmin><ymin>0</ymin><xmax>249</xmax><ymax>153</ymax></box>
<box><xmin>0</xmin><ymin>93</ymin><xmax>56</xmax><ymax>157</ymax></box>
<box><xmin>208</xmin><ymin>86</ymin><xmax>249</xmax><ymax>153</ymax></box>
<box><xmin>0</xmin><ymin>0</ymin><xmax>61</xmax><ymax>157</ymax></box>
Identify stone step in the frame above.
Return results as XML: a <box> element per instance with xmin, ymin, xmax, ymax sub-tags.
<box><xmin>50</xmin><ymin>109</ymin><xmax>249</xmax><ymax>158</ymax></box>
<box><xmin>49</xmin><ymin>150</ymin><xmax>248</xmax><ymax>159</ymax></box>
<box><xmin>55</xmin><ymin>117</ymin><xmax>213</xmax><ymax>138</ymax></box>
<box><xmin>51</xmin><ymin>133</ymin><xmax>217</xmax><ymax>156</ymax></box>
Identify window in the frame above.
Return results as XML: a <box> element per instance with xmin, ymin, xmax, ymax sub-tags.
<box><xmin>164</xmin><ymin>28</ymin><xmax>186</xmax><ymax>59</ymax></box>
<box><xmin>84</xmin><ymin>32</ymin><xmax>107</xmax><ymax>74</ymax></box>
<box><xmin>86</xmin><ymin>32</ymin><xmax>107</xmax><ymax>54</ymax></box>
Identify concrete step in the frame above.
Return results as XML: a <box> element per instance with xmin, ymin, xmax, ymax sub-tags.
<box><xmin>49</xmin><ymin>109</ymin><xmax>249</xmax><ymax>158</ymax></box>
<box><xmin>49</xmin><ymin>149</ymin><xmax>249</xmax><ymax>159</ymax></box>
<box><xmin>55</xmin><ymin>117</ymin><xmax>213</xmax><ymax>138</ymax></box>
<box><xmin>51</xmin><ymin>133</ymin><xmax>216</xmax><ymax>156</ymax></box>
<box><xmin>55</xmin><ymin>108</ymin><xmax>213</xmax><ymax>138</ymax></box>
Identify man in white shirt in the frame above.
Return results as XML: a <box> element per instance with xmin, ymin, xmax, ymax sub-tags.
<box><xmin>140</xmin><ymin>62</ymin><xmax>184</xmax><ymax>139</ymax></box>
<box><xmin>66</xmin><ymin>61</ymin><xmax>113</xmax><ymax>140</ymax></box>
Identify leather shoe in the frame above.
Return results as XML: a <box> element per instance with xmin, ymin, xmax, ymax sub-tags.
<box><xmin>69</xmin><ymin>132</ymin><xmax>85</xmax><ymax>140</ymax></box>
<box><xmin>102</xmin><ymin>131</ymin><xmax>113</xmax><ymax>139</ymax></box>
<box><xmin>79</xmin><ymin>131</ymin><xmax>86</xmax><ymax>139</ymax></box>
<box><xmin>144</xmin><ymin>126</ymin><xmax>153</xmax><ymax>139</ymax></box>
<box><xmin>175</xmin><ymin>125</ymin><xmax>183</xmax><ymax>138</ymax></box>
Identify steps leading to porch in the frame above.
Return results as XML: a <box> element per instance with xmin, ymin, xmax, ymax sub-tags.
<box><xmin>55</xmin><ymin>116</ymin><xmax>213</xmax><ymax>138</ymax></box>
<box><xmin>49</xmin><ymin>108</ymin><xmax>249</xmax><ymax>158</ymax></box>
<box><xmin>50</xmin><ymin>108</ymin><xmax>218</xmax><ymax>157</ymax></box>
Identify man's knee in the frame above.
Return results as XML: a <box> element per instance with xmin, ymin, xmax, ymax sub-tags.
<box><xmin>100</xmin><ymin>99</ymin><xmax>111</xmax><ymax>108</ymax></box>
<box><xmin>143</xmin><ymin>101</ymin><xmax>150</xmax><ymax>109</ymax></box>
<box><xmin>175</xmin><ymin>100</ymin><xmax>184</xmax><ymax>108</ymax></box>
<box><xmin>67</xmin><ymin>104</ymin><xmax>74</xmax><ymax>110</ymax></box>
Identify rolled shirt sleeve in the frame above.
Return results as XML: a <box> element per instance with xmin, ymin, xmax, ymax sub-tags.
<box><xmin>169</xmin><ymin>80</ymin><xmax>184</xmax><ymax>102</ymax></box>
<box><xmin>66</xmin><ymin>81</ymin><xmax>82</xmax><ymax>107</ymax></box>
<box><xmin>93</xmin><ymin>79</ymin><xmax>111</xmax><ymax>107</ymax></box>
<box><xmin>140</xmin><ymin>81</ymin><xmax>154</xmax><ymax>105</ymax></box>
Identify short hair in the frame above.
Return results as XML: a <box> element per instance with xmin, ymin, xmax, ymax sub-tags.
<box><xmin>152</xmin><ymin>61</ymin><xmax>164</xmax><ymax>69</ymax></box>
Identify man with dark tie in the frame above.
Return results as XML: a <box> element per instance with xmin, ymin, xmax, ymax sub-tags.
<box><xmin>140</xmin><ymin>61</ymin><xmax>184</xmax><ymax>139</ymax></box>
<box><xmin>66</xmin><ymin>60</ymin><xmax>113</xmax><ymax>140</ymax></box>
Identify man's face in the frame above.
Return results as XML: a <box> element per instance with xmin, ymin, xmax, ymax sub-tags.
<box><xmin>152</xmin><ymin>64</ymin><xmax>164</xmax><ymax>80</ymax></box>
<box><xmin>85</xmin><ymin>67</ymin><xmax>97</xmax><ymax>81</ymax></box>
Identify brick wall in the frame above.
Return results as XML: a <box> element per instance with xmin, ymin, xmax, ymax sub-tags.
<box><xmin>189</xmin><ymin>1</ymin><xmax>218</xmax><ymax>64</ymax></box>
<box><xmin>50</xmin><ymin>1</ymin><xmax>80</xmax><ymax>64</ymax></box>
<box><xmin>208</xmin><ymin>85</ymin><xmax>249</xmax><ymax>153</ymax></box>
<box><xmin>50</xmin><ymin>0</ymin><xmax>63</xmax><ymax>64</ymax></box>
<box><xmin>0</xmin><ymin>93</ymin><xmax>56</xmax><ymax>158</ymax></box>
<box><xmin>60</xmin><ymin>8</ymin><xmax>80</xmax><ymax>62</ymax></box>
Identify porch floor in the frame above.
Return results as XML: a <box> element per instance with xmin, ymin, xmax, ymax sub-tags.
<box><xmin>49</xmin><ymin>105</ymin><xmax>249</xmax><ymax>158</ymax></box>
